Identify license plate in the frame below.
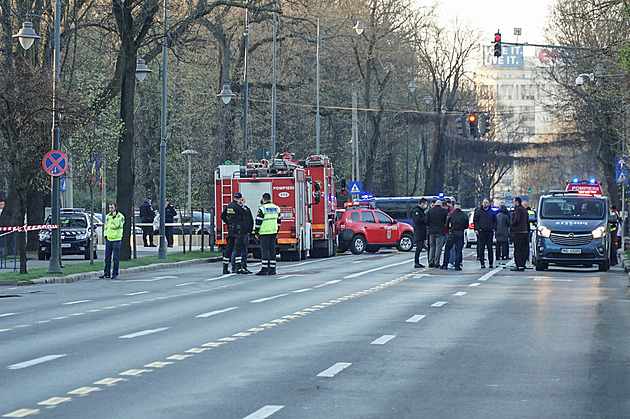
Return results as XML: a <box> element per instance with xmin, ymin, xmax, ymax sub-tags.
<box><xmin>561</xmin><ymin>248</ymin><xmax>581</xmax><ymax>254</ymax></box>
<box><xmin>61</xmin><ymin>243</ymin><xmax>71</xmax><ymax>248</ymax></box>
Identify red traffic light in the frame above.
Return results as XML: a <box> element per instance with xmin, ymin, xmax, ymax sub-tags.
<box><xmin>494</xmin><ymin>34</ymin><xmax>501</xmax><ymax>42</ymax></box>
<box><xmin>468</xmin><ymin>114</ymin><xmax>476</xmax><ymax>123</ymax></box>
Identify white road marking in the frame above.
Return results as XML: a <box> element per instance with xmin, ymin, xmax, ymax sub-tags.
<box><xmin>469</xmin><ymin>283</ymin><xmax>481</xmax><ymax>287</ymax></box>
<box><xmin>119</xmin><ymin>327</ymin><xmax>169</xmax><ymax>339</ymax></box>
<box><xmin>317</xmin><ymin>362</ymin><xmax>352</xmax><ymax>377</ymax></box>
<box><xmin>532</xmin><ymin>277</ymin><xmax>574</xmax><ymax>282</ymax></box>
<box><xmin>62</xmin><ymin>300</ymin><xmax>92</xmax><ymax>305</ymax></box>
<box><xmin>251</xmin><ymin>294</ymin><xmax>289</xmax><ymax>303</ymax></box>
<box><xmin>478</xmin><ymin>267</ymin><xmax>502</xmax><ymax>281</ymax></box>
<box><xmin>313</xmin><ymin>280</ymin><xmax>341</xmax><ymax>288</ymax></box>
<box><xmin>414</xmin><ymin>274</ymin><xmax>432</xmax><ymax>279</ymax></box>
<box><xmin>3</xmin><ymin>408</ymin><xmax>40</xmax><ymax>417</ymax></box>
<box><xmin>243</xmin><ymin>405</ymin><xmax>284</xmax><ymax>419</ymax></box>
<box><xmin>431</xmin><ymin>301</ymin><xmax>447</xmax><ymax>307</ymax></box>
<box><xmin>8</xmin><ymin>354</ymin><xmax>67</xmax><ymax>370</ymax></box>
<box><xmin>176</xmin><ymin>282</ymin><xmax>197</xmax><ymax>287</ymax></box>
<box><xmin>292</xmin><ymin>288</ymin><xmax>312</xmax><ymax>293</ymax></box>
<box><xmin>277</xmin><ymin>274</ymin><xmax>305</xmax><ymax>279</ymax></box>
<box><xmin>453</xmin><ymin>291</ymin><xmax>468</xmax><ymax>296</ymax></box>
<box><xmin>284</xmin><ymin>260</ymin><xmax>319</xmax><ymax>268</ymax></box>
<box><xmin>406</xmin><ymin>315</ymin><xmax>426</xmax><ymax>323</ymax></box>
<box><xmin>205</xmin><ymin>274</ymin><xmax>234</xmax><ymax>281</ymax></box>
<box><xmin>0</xmin><ymin>312</ymin><xmax>19</xmax><ymax>318</ymax></box>
<box><xmin>196</xmin><ymin>307</ymin><xmax>238</xmax><ymax>318</ymax></box>
<box><xmin>343</xmin><ymin>259</ymin><xmax>410</xmax><ymax>279</ymax></box>
<box><xmin>371</xmin><ymin>335</ymin><xmax>396</xmax><ymax>345</ymax></box>
<box><xmin>125</xmin><ymin>291</ymin><xmax>150</xmax><ymax>296</ymax></box>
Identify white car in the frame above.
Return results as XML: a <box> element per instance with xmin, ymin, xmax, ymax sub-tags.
<box><xmin>465</xmin><ymin>210</ymin><xmax>477</xmax><ymax>248</ymax></box>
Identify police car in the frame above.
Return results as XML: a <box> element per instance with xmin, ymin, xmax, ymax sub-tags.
<box><xmin>336</xmin><ymin>201</ymin><xmax>415</xmax><ymax>254</ymax></box>
<box><xmin>38</xmin><ymin>209</ymin><xmax>98</xmax><ymax>260</ymax></box>
<box><xmin>531</xmin><ymin>179</ymin><xmax>614</xmax><ymax>271</ymax></box>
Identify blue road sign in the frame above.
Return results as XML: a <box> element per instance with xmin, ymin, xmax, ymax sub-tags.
<box><xmin>615</xmin><ymin>156</ymin><xmax>628</xmax><ymax>170</ymax></box>
<box><xmin>61</xmin><ymin>177</ymin><xmax>67</xmax><ymax>192</ymax></box>
<box><xmin>616</xmin><ymin>170</ymin><xmax>629</xmax><ymax>184</ymax></box>
<box><xmin>42</xmin><ymin>150</ymin><xmax>67</xmax><ymax>176</ymax></box>
<box><xmin>348</xmin><ymin>181</ymin><xmax>362</xmax><ymax>195</ymax></box>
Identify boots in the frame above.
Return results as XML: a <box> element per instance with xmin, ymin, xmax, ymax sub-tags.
<box><xmin>236</xmin><ymin>263</ymin><xmax>249</xmax><ymax>274</ymax></box>
<box><xmin>222</xmin><ymin>264</ymin><xmax>230</xmax><ymax>275</ymax></box>
<box><xmin>256</xmin><ymin>268</ymin><xmax>269</xmax><ymax>276</ymax></box>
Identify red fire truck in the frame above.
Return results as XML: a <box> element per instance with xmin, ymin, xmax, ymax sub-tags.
<box><xmin>214</xmin><ymin>154</ymin><xmax>337</xmax><ymax>261</ymax></box>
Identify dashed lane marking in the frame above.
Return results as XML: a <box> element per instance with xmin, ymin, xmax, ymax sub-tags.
<box><xmin>8</xmin><ymin>354</ymin><xmax>67</xmax><ymax>370</ymax></box>
<box><xmin>250</xmin><ymin>294</ymin><xmax>289</xmax><ymax>303</ymax></box>
<box><xmin>62</xmin><ymin>300</ymin><xmax>92</xmax><ymax>305</ymax></box>
<box><xmin>125</xmin><ymin>291</ymin><xmax>150</xmax><ymax>296</ymax></box>
<box><xmin>93</xmin><ymin>378</ymin><xmax>123</xmax><ymax>386</ymax></box>
<box><xmin>118</xmin><ymin>327</ymin><xmax>169</xmax><ymax>339</ymax></box>
<box><xmin>144</xmin><ymin>362</ymin><xmax>174</xmax><ymax>368</ymax></box>
<box><xmin>469</xmin><ymin>283</ymin><xmax>481</xmax><ymax>287</ymax></box>
<box><xmin>68</xmin><ymin>387</ymin><xmax>100</xmax><ymax>396</ymax></box>
<box><xmin>243</xmin><ymin>405</ymin><xmax>284</xmax><ymax>419</ymax></box>
<box><xmin>478</xmin><ymin>267</ymin><xmax>502</xmax><ymax>281</ymax></box>
<box><xmin>2</xmin><ymin>408</ymin><xmax>40</xmax><ymax>417</ymax></box>
<box><xmin>453</xmin><ymin>291</ymin><xmax>467</xmax><ymax>296</ymax></box>
<box><xmin>292</xmin><ymin>288</ymin><xmax>312</xmax><ymax>293</ymax></box>
<box><xmin>119</xmin><ymin>369</ymin><xmax>150</xmax><ymax>376</ymax></box>
<box><xmin>313</xmin><ymin>279</ymin><xmax>340</xmax><ymax>288</ymax></box>
<box><xmin>371</xmin><ymin>335</ymin><xmax>396</xmax><ymax>345</ymax></box>
<box><xmin>343</xmin><ymin>260</ymin><xmax>410</xmax><ymax>279</ymax></box>
<box><xmin>317</xmin><ymin>362</ymin><xmax>352</xmax><ymax>377</ymax></box>
<box><xmin>176</xmin><ymin>282</ymin><xmax>197</xmax><ymax>287</ymax></box>
<box><xmin>0</xmin><ymin>313</ymin><xmax>19</xmax><ymax>318</ymax></box>
<box><xmin>431</xmin><ymin>301</ymin><xmax>447</xmax><ymax>307</ymax></box>
<box><xmin>196</xmin><ymin>306</ymin><xmax>239</xmax><ymax>318</ymax></box>
<box><xmin>38</xmin><ymin>397</ymin><xmax>71</xmax><ymax>406</ymax></box>
<box><xmin>406</xmin><ymin>315</ymin><xmax>426</xmax><ymax>323</ymax></box>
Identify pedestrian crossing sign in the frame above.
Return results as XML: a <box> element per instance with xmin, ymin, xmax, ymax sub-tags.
<box><xmin>348</xmin><ymin>181</ymin><xmax>362</xmax><ymax>195</ymax></box>
<box><xmin>616</xmin><ymin>169</ymin><xmax>629</xmax><ymax>184</ymax></box>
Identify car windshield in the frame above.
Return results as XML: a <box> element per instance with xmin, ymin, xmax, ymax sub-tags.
<box><xmin>540</xmin><ymin>197</ymin><xmax>606</xmax><ymax>220</ymax></box>
<box><xmin>60</xmin><ymin>214</ymin><xmax>88</xmax><ymax>228</ymax></box>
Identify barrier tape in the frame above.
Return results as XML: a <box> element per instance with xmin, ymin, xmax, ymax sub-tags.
<box><xmin>0</xmin><ymin>224</ymin><xmax>58</xmax><ymax>237</ymax></box>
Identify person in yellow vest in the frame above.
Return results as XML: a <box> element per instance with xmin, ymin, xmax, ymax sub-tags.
<box><xmin>254</xmin><ymin>193</ymin><xmax>282</xmax><ymax>276</ymax></box>
<box><xmin>100</xmin><ymin>202</ymin><xmax>125</xmax><ymax>279</ymax></box>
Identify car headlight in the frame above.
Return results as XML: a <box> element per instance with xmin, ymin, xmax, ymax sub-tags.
<box><xmin>38</xmin><ymin>230</ymin><xmax>51</xmax><ymax>240</ymax></box>
<box><xmin>76</xmin><ymin>232</ymin><xmax>89</xmax><ymax>240</ymax></box>
<box><xmin>592</xmin><ymin>226</ymin><xmax>606</xmax><ymax>239</ymax></box>
<box><xmin>538</xmin><ymin>226</ymin><xmax>551</xmax><ymax>238</ymax></box>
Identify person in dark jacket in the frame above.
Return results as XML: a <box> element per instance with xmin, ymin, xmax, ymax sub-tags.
<box><xmin>139</xmin><ymin>197</ymin><xmax>156</xmax><ymax>247</ymax></box>
<box><xmin>495</xmin><ymin>205</ymin><xmax>511</xmax><ymax>261</ymax></box>
<box><xmin>510</xmin><ymin>197</ymin><xmax>529</xmax><ymax>271</ymax></box>
<box><xmin>473</xmin><ymin>198</ymin><xmax>497</xmax><ymax>268</ymax></box>
<box><xmin>232</xmin><ymin>196</ymin><xmax>254</xmax><ymax>273</ymax></box>
<box><xmin>164</xmin><ymin>199</ymin><xmax>177</xmax><ymax>247</ymax></box>
<box><xmin>220</xmin><ymin>192</ymin><xmax>249</xmax><ymax>274</ymax></box>
<box><xmin>425</xmin><ymin>199</ymin><xmax>448</xmax><ymax>267</ymax></box>
<box><xmin>411</xmin><ymin>198</ymin><xmax>428</xmax><ymax>268</ymax></box>
<box><xmin>441</xmin><ymin>203</ymin><xmax>469</xmax><ymax>270</ymax></box>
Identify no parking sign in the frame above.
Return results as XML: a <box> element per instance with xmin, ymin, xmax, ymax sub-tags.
<box><xmin>42</xmin><ymin>150</ymin><xmax>67</xmax><ymax>176</ymax></box>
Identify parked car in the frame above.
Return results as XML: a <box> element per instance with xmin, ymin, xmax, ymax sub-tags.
<box><xmin>38</xmin><ymin>209</ymin><xmax>98</xmax><ymax>260</ymax></box>
<box><xmin>337</xmin><ymin>201</ymin><xmax>414</xmax><ymax>254</ymax></box>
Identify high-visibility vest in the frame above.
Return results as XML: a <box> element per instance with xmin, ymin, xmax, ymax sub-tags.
<box><xmin>105</xmin><ymin>212</ymin><xmax>125</xmax><ymax>241</ymax></box>
<box><xmin>527</xmin><ymin>209</ymin><xmax>536</xmax><ymax>229</ymax></box>
<box><xmin>610</xmin><ymin>210</ymin><xmax>619</xmax><ymax>232</ymax></box>
<box><xmin>258</xmin><ymin>203</ymin><xmax>281</xmax><ymax>235</ymax></box>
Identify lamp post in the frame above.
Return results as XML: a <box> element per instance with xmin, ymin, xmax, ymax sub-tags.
<box><xmin>405</xmin><ymin>80</ymin><xmax>417</xmax><ymax>196</ymax></box>
<box><xmin>316</xmin><ymin>17</ymin><xmax>365</xmax><ymax>155</ymax></box>
<box><xmin>181</xmin><ymin>150</ymin><xmax>198</xmax><ymax>214</ymax></box>
<box><xmin>13</xmin><ymin>0</ymin><xmax>62</xmax><ymax>273</ymax></box>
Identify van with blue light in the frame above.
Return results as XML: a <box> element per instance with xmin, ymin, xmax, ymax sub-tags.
<box><xmin>531</xmin><ymin>179</ymin><xmax>615</xmax><ymax>271</ymax></box>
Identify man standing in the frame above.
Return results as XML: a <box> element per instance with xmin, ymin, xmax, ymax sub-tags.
<box><xmin>425</xmin><ymin>199</ymin><xmax>448</xmax><ymax>268</ymax></box>
<box><xmin>100</xmin><ymin>202</ymin><xmax>125</xmax><ymax>279</ymax></box>
<box><xmin>164</xmin><ymin>199</ymin><xmax>177</xmax><ymax>247</ymax></box>
<box><xmin>221</xmin><ymin>192</ymin><xmax>249</xmax><ymax>275</ymax></box>
<box><xmin>441</xmin><ymin>203</ymin><xmax>468</xmax><ymax>270</ymax></box>
<box><xmin>139</xmin><ymin>196</ymin><xmax>156</xmax><ymax>247</ymax></box>
<box><xmin>411</xmin><ymin>198</ymin><xmax>428</xmax><ymax>268</ymax></box>
<box><xmin>232</xmin><ymin>196</ymin><xmax>254</xmax><ymax>273</ymax></box>
<box><xmin>511</xmin><ymin>197</ymin><xmax>529</xmax><ymax>271</ymax></box>
<box><xmin>254</xmin><ymin>192</ymin><xmax>282</xmax><ymax>276</ymax></box>
<box><xmin>474</xmin><ymin>198</ymin><xmax>497</xmax><ymax>268</ymax></box>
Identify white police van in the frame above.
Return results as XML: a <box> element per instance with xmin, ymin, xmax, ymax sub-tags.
<box><xmin>531</xmin><ymin>180</ymin><xmax>615</xmax><ymax>271</ymax></box>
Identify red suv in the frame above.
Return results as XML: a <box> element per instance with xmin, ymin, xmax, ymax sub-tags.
<box><xmin>336</xmin><ymin>202</ymin><xmax>414</xmax><ymax>254</ymax></box>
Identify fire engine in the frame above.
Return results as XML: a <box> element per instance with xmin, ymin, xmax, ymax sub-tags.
<box><xmin>214</xmin><ymin>154</ymin><xmax>337</xmax><ymax>261</ymax></box>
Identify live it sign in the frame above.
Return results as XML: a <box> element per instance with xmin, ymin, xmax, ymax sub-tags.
<box><xmin>484</xmin><ymin>45</ymin><xmax>524</xmax><ymax>67</ymax></box>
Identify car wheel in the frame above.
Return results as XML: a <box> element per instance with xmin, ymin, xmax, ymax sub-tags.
<box><xmin>396</xmin><ymin>233</ymin><xmax>414</xmax><ymax>252</ymax></box>
<box><xmin>535</xmin><ymin>261</ymin><xmax>547</xmax><ymax>271</ymax></box>
<box><xmin>598</xmin><ymin>259</ymin><xmax>610</xmax><ymax>271</ymax></box>
<box><xmin>350</xmin><ymin>235</ymin><xmax>366</xmax><ymax>254</ymax></box>
<box><xmin>38</xmin><ymin>252</ymin><xmax>46</xmax><ymax>261</ymax></box>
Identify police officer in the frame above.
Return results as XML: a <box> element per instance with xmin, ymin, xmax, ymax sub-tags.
<box><xmin>411</xmin><ymin>198</ymin><xmax>428</xmax><ymax>268</ymax></box>
<box><xmin>139</xmin><ymin>196</ymin><xmax>156</xmax><ymax>247</ymax></box>
<box><xmin>100</xmin><ymin>202</ymin><xmax>125</xmax><ymax>279</ymax></box>
<box><xmin>254</xmin><ymin>192</ymin><xmax>282</xmax><ymax>276</ymax></box>
<box><xmin>221</xmin><ymin>192</ymin><xmax>249</xmax><ymax>274</ymax></box>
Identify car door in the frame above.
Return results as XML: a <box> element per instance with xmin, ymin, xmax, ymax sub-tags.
<box><xmin>374</xmin><ymin>210</ymin><xmax>397</xmax><ymax>244</ymax></box>
<box><xmin>360</xmin><ymin>210</ymin><xmax>380</xmax><ymax>244</ymax></box>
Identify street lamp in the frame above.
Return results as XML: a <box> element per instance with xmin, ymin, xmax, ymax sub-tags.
<box><xmin>316</xmin><ymin>17</ymin><xmax>365</xmax><ymax>155</ymax></box>
<box><xmin>14</xmin><ymin>0</ymin><xmax>62</xmax><ymax>273</ymax></box>
<box><xmin>181</xmin><ymin>150</ymin><xmax>198</xmax><ymax>215</ymax></box>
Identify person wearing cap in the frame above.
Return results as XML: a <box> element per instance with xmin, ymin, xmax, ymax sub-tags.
<box><xmin>139</xmin><ymin>196</ymin><xmax>156</xmax><ymax>247</ymax></box>
<box><xmin>220</xmin><ymin>192</ymin><xmax>249</xmax><ymax>274</ymax></box>
<box><xmin>254</xmin><ymin>192</ymin><xmax>282</xmax><ymax>275</ymax></box>
<box><xmin>164</xmin><ymin>199</ymin><xmax>177</xmax><ymax>247</ymax></box>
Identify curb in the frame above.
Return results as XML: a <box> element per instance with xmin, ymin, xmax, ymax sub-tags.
<box><xmin>14</xmin><ymin>257</ymin><xmax>222</xmax><ymax>286</ymax></box>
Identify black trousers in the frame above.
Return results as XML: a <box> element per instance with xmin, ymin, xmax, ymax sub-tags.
<box><xmin>496</xmin><ymin>240</ymin><xmax>509</xmax><ymax>260</ymax></box>
<box><xmin>476</xmin><ymin>230</ymin><xmax>494</xmax><ymax>265</ymax></box>
<box><xmin>142</xmin><ymin>226</ymin><xmax>154</xmax><ymax>246</ymax></box>
<box><xmin>260</xmin><ymin>234</ymin><xmax>277</xmax><ymax>270</ymax></box>
<box><xmin>223</xmin><ymin>235</ymin><xmax>244</xmax><ymax>267</ymax></box>
<box><xmin>165</xmin><ymin>226</ymin><xmax>173</xmax><ymax>246</ymax></box>
<box><xmin>414</xmin><ymin>238</ymin><xmax>425</xmax><ymax>265</ymax></box>
<box><xmin>443</xmin><ymin>232</ymin><xmax>464</xmax><ymax>268</ymax></box>
<box><xmin>513</xmin><ymin>233</ymin><xmax>529</xmax><ymax>269</ymax></box>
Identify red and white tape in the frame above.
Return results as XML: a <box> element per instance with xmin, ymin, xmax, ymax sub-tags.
<box><xmin>0</xmin><ymin>224</ymin><xmax>58</xmax><ymax>237</ymax></box>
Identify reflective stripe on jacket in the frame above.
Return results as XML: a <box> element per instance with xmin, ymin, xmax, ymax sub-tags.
<box><xmin>105</xmin><ymin>212</ymin><xmax>125</xmax><ymax>241</ymax></box>
<box><xmin>255</xmin><ymin>203</ymin><xmax>281</xmax><ymax>235</ymax></box>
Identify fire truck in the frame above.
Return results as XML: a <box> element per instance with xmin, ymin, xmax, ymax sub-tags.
<box><xmin>214</xmin><ymin>154</ymin><xmax>337</xmax><ymax>261</ymax></box>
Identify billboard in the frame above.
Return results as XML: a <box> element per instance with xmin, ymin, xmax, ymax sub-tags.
<box><xmin>484</xmin><ymin>45</ymin><xmax>524</xmax><ymax>67</ymax></box>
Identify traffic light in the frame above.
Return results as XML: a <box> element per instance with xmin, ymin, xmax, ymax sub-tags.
<box><xmin>484</xmin><ymin>115</ymin><xmax>491</xmax><ymax>134</ymax></box>
<box><xmin>507</xmin><ymin>189</ymin><xmax>511</xmax><ymax>195</ymax></box>
<box><xmin>456</xmin><ymin>117</ymin><xmax>464</xmax><ymax>136</ymax></box>
<box><xmin>527</xmin><ymin>188</ymin><xmax>532</xmax><ymax>193</ymax></box>
<box><xmin>468</xmin><ymin>114</ymin><xmax>478</xmax><ymax>137</ymax></box>
<box><xmin>493</xmin><ymin>31</ymin><xmax>502</xmax><ymax>57</ymax></box>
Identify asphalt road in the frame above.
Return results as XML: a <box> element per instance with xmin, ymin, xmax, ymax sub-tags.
<box><xmin>1</xmin><ymin>249</ymin><xmax>629</xmax><ymax>418</ymax></box>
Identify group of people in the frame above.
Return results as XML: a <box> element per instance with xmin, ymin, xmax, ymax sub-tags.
<box><xmin>220</xmin><ymin>192</ymin><xmax>282</xmax><ymax>276</ymax></box>
<box><xmin>411</xmin><ymin>197</ymin><xmax>534</xmax><ymax>272</ymax></box>
<box><xmin>139</xmin><ymin>196</ymin><xmax>177</xmax><ymax>247</ymax></box>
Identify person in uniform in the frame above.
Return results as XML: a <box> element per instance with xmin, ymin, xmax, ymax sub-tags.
<box><xmin>139</xmin><ymin>196</ymin><xmax>156</xmax><ymax>247</ymax></box>
<box><xmin>221</xmin><ymin>192</ymin><xmax>248</xmax><ymax>274</ymax></box>
<box><xmin>411</xmin><ymin>198</ymin><xmax>428</xmax><ymax>268</ymax></box>
<box><xmin>100</xmin><ymin>202</ymin><xmax>125</xmax><ymax>279</ymax></box>
<box><xmin>254</xmin><ymin>192</ymin><xmax>282</xmax><ymax>276</ymax></box>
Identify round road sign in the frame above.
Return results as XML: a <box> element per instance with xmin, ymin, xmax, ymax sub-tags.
<box><xmin>42</xmin><ymin>150</ymin><xmax>67</xmax><ymax>176</ymax></box>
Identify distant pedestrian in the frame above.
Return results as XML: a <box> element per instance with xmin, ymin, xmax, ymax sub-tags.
<box><xmin>495</xmin><ymin>205</ymin><xmax>511</xmax><ymax>261</ymax></box>
<box><xmin>474</xmin><ymin>198</ymin><xmax>497</xmax><ymax>268</ymax></box>
<box><xmin>232</xmin><ymin>196</ymin><xmax>254</xmax><ymax>273</ymax></box>
<box><xmin>425</xmin><ymin>199</ymin><xmax>448</xmax><ymax>268</ymax></box>
<box><xmin>164</xmin><ymin>199</ymin><xmax>177</xmax><ymax>247</ymax></box>
<box><xmin>442</xmin><ymin>203</ymin><xmax>468</xmax><ymax>270</ymax></box>
<box><xmin>510</xmin><ymin>197</ymin><xmax>529</xmax><ymax>271</ymax></box>
<box><xmin>254</xmin><ymin>192</ymin><xmax>282</xmax><ymax>275</ymax></box>
<box><xmin>221</xmin><ymin>192</ymin><xmax>249</xmax><ymax>274</ymax></box>
<box><xmin>411</xmin><ymin>198</ymin><xmax>428</xmax><ymax>268</ymax></box>
<box><xmin>100</xmin><ymin>202</ymin><xmax>125</xmax><ymax>279</ymax></box>
<box><xmin>139</xmin><ymin>196</ymin><xmax>156</xmax><ymax>247</ymax></box>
